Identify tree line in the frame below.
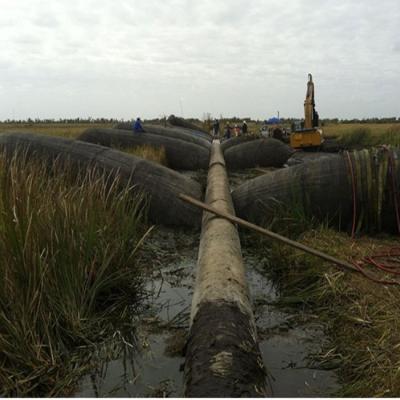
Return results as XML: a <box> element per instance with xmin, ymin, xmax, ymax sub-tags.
<box><xmin>1</xmin><ymin>116</ymin><xmax>399</xmax><ymax>124</ymax></box>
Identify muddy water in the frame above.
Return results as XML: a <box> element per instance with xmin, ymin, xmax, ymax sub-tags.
<box><xmin>75</xmin><ymin>225</ymin><xmax>340</xmax><ymax>397</ymax></box>
<box><xmin>244</xmin><ymin>249</ymin><xmax>340</xmax><ymax>397</ymax></box>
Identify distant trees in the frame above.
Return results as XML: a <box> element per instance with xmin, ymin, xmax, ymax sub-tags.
<box><xmin>0</xmin><ymin>117</ymin><xmax>122</xmax><ymax>124</ymax></box>
<box><xmin>339</xmin><ymin>117</ymin><xmax>399</xmax><ymax>124</ymax></box>
<box><xmin>0</xmin><ymin>116</ymin><xmax>399</xmax><ymax>125</ymax></box>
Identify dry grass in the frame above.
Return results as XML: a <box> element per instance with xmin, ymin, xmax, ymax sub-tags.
<box><xmin>322</xmin><ymin>123</ymin><xmax>392</xmax><ymax>138</ymax></box>
<box><xmin>0</xmin><ymin>124</ymin><xmax>169</xmax><ymax>166</ymax></box>
<box><xmin>122</xmin><ymin>145</ymin><xmax>168</xmax><ymax>166</ymax></box>
<box><xmin>253</xmin><ymin>225</ymin><xmax>400</xmax><ymax>396</ymax></box>
<box><xmin>324</xmin><ymin>123</ymin><xmax>400</xmax><ymax>148</ymax></box>
<box><xmin>245</xmin><ymin>121</ymin><xmax>400</xmax><ymax>148</ymax></box>
<box><xmin>0</xmin><ymin>122</ymin><xmax>114</xmax><ymax>139</ymax></box>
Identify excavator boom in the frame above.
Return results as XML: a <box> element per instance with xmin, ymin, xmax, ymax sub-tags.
<box><xmin>304</xmin><ymin>73</ymin><xmax>315</xmax><ymax>129</ymax></box>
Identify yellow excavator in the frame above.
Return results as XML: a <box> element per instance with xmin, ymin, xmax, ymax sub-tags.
<box><xmin>290</xmin><ymin>73</ymin><xmax>324</xmax><ymax>149</ymax></box>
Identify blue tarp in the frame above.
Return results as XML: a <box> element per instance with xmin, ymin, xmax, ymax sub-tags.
<box><xmin>265</xmin><ymin>117</ymin><xmax>280</xmax><ymax>124</ymax></box>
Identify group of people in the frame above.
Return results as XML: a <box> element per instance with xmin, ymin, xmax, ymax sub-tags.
<box><xmin>213</xmin><ymin>119</ymin><xmax>248</xmax><ymax>139</ymax></box>
<box><xmin>132</xmin><ymin>117</ymin><xmax>249</xmax><ymax>139</ymax></box>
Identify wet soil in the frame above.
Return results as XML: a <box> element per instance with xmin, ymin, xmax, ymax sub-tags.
<box><xmin>75</xmin><ymin>226</ymin><xmax>340</xmax><ymax>397</ymax></box>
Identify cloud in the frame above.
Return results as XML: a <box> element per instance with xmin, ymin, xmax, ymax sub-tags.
<box><xmin>0</xmin><ymin>0</ymin><xmax>399</xmax><ymax>120</ymax></box>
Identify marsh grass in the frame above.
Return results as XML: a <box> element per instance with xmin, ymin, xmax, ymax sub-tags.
<box><xmin>0</xmin><ymin>152</ymin><xmax>149</xmax><ymax>396</ymax></box>
<box><xmin>376</xmin><ymin>125</ymin><xmax>400</xmax><ymax>147</ymax></box>
<box><xmin>121</xmin><ymin>145</ymin><xmax>168</xmax><ymax>166</ymax></box>
<box><xmin>324</xmin><ymin>123</ymin><xmax>400</xmax><ymax>149</ymax></box>
<box><xmin>336</xmin><ymin>127</ymin><xmax>372</xmax><ymax>148</ymax></box>
<box><xmin>244</xmin><ymin>201</ymin><xmax>400</xmax><ymax>396</ymax></box>
<box><xmin>0</xmin><ymin>122</ymin><xmax>114</xmax><ymax>138</ymax></box>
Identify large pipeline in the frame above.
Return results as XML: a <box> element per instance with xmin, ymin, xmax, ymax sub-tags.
<box><xmin>144</xmin><ymin>124</ymin><xmax>212</xmax><ymax>147</ymax></box>
<box><xmin>184</xmin><ymin>141</ymin><xmax>268</xmax><ymax>397</ymax></box>
<box><xmin>232</xmin><ymin>149</ymin><xmax>400</xmax><ymax>233</ymax></box>
<box><xmin>224</xmin><ymin>137</ymin><xmax>294</xmax><ymax>170</ymax></box>
<box><xmin>114</xmin><ymin>123</ymin><xmax>212</xmax><ymax>148</ymax></box>
<box><xmin>77</xmin><ymin>128</ymin><xmax>210</xmax><ymax>171</ymax></box>
<box><xmin>0</xmin><ymin>133</ymin><xmax>203</xmax><ymax>228</ymax></box>
<box><xmin>167</xmin><ymin>114</ymin><xmax>210</xmax><ymax>135</ymax></box>
<box><xmin>220</xmin><ymin>135</ymin><xmax>260</xmax><ymax>152</ymax></box>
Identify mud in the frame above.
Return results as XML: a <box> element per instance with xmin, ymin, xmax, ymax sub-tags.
<box><xmin>75</xmin><ymin>227</ymin><xmax>340</xmax><ymax>397</ymax></box>
<box><xmin>184</xmin><ymin>301</ymin><xmax>268</xmax><ymax>397</ymax></box>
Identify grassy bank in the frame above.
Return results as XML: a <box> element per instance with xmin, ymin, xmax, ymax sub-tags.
<box><xmin>323</xmin><ymin>123</ymin><xmax>400</xmax><ymax>148</ymax></box>
<box><xmin>0</xmin><ymin>153</ymin><xmax>149</xmax><ymax>396</ymax></box>
<box><xmin>0</xmin><ymin>122</ymin><xmax>114</xmax><ymax>138</ymax></box>
<box><xmin>245</xmin><ymin>218</ymin><xmax>400</xmax><ymax>396</ymax></box>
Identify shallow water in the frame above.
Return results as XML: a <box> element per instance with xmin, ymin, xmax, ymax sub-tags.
<box><xmin>244</xmin><ymin>249</ymin><xmax>339</xmax><ymax>397</ymax></box>
<box><xmin>75</xmin><ymin>227</ymin><xmax>340</xmax><ymax>397</ymax></box>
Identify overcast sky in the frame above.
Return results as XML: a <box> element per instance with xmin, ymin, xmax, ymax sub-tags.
<box><xmin>1</xmin><ymin>0</ymin><xmax>399</xmax><ymax>120</ymax></box>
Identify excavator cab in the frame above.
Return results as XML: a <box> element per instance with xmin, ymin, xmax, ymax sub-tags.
<box><xmin>290</xmin><ymin>74</ymin><xmax>324</xmax><ymax>149</ymax></box>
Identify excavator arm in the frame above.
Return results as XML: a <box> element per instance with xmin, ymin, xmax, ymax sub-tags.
<box><xmin>304</xmin><ymin>73</ymin><xmax>316</xmax><ymax>129</ymax></box>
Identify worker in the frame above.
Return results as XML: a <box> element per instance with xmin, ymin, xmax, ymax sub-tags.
<box><xmin>212</xmin><ymin>119</ymin><xmax>220</xmax><ymax>138</ymax></box>
<box><xmin>313</xmin><ymin>110</ymin><xmax>319</xmax><ymax>127</ymax></box>
<box><xmin>133</xmin><ymin>117</ymin><xmax>144</xmax><ymax>133</ymax></box>
<box><xmin>242</xmin><ymin>120</ymin><xmax>248</xmax><ymax>135</ymax></box>
<box><xmin>224</xmin><ymin>124</ymin><xmax>232</xmax><ymax>139</ymax></box>
<box><xmin>234</xmin><ymin>124</ymin><xmax>240</xmax><ymax>137</ymax></box>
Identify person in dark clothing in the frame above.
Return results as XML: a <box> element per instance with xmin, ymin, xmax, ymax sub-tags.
<box><xmin>313</xmin><ymin>110</ymin><xmax>319</xmax><ymax>127</ymax></box>
<box><xmin>224</xmin><ymin>124</ymin><xmax>231</xmax><ymax>139</ymax></box>
<box><xmin>242</xmin><ymin>120</ymin><xmax>248</xmax><ymax>135</ymax></box>
<box><xmin>133</xmin><ymin>117</ymin><xmax>144</xmax><ymax>133</ymax></box>
<box><xmin>213</xmin><ymin>119</ymin><xmax>220</xmax><ymax>138</ymax></box>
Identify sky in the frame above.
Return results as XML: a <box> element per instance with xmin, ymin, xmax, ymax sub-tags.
<box><xmin>0</xmin><ymin>0</ymin><xmax>399</xmax><ymax>121</ymax></box>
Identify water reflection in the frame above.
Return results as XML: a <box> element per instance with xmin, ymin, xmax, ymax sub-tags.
<box><xmin>75</xmin><ymin>228</ymin><xmax>340</xmax><ymax>397</ymax></box>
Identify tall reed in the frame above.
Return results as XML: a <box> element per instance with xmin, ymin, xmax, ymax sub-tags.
<box><xmin>0</xmin><ymin>152</ymin><xmax>148</xmax><ymax>396</ymax></box>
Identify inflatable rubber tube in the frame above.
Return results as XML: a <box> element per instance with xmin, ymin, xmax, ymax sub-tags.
<box><xmin>224</xmin><ymin>138</ymin><xmax>293</xmax><ymax>170</ymax></box>
<box><xmin>0</xmin><ymin>132</ymin><xmax>203</xmax><ymax>228</ymax></box>
<box><xmin>78</xmin><ymin>128</ymin><xmax>210</xmax><ymax>171</ymax></box>
<box><xmin>232</xmin><ymin>150</ymin><xmax>400</xmax><ymax>233</ymax></box>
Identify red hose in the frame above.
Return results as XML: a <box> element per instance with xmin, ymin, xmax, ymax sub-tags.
<box><xmin>352</xmin><ymin>247</ymin><xmax>400</xmax><ymax>285</ymax></box>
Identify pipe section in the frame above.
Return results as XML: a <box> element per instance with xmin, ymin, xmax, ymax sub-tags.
<box><xmin>184</xmin><ymin>140</ymin><xmax>269</xmax><ymax>397</ymax></box>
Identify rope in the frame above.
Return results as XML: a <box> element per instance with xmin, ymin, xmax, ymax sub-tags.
<box><xmin>345</xmin><ymin>147</ymin><xmax>400</xmax><ymax>235</ymax></box>
<box><xmin>345</xmin><ymin>148</ymin><xmax>400</xmax><ymax>285</ymax></box>
<box><xmin>387</xmin><ymin>149</ymin><xmax>400</xmax><ymax>234</ymax></box>
<box><xmin>344</xmin><ymin>151</ymin><xmax>357</xmax><ymax>238</ymax></box>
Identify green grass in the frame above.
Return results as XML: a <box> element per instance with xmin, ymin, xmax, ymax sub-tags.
<box><xmin>324</xmin><ymin>123</ymin><xmax>400</xmax><ymax>148</ymax></box>
<box><xmin>0</xmin><ymin>152</ymin><xmax>149</xmax><ymax>396</ymax></box>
